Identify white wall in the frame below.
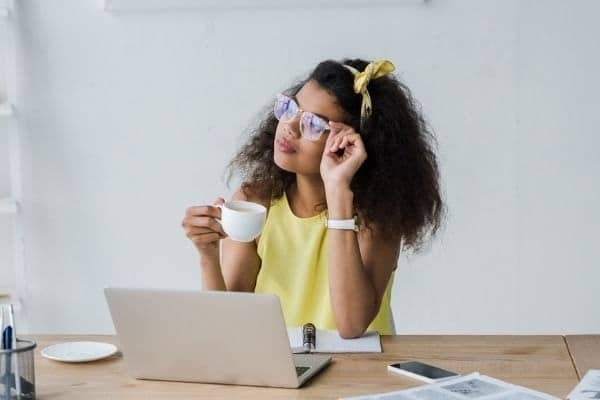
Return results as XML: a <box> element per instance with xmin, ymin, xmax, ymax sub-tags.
<box><xmin>0</xmin><ymin>0</ymin><xmax>14</xmax><ymax>295</ymax></box>
<box><xmin>1</xmin><ymin>0</ymin><xmax>599</xmax><ymax>334</ymax></box>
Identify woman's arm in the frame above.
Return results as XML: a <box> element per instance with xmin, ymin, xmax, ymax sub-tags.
<box><xmin>185</xmin><ymin>188</ymin><xmax>266</xmax><ymax>292</ymax></box>
<box><xmin>326</xmin><ymin>186</ymin><xmax>400</xmax><ymax>339</ymax></box>
<box><xmin>218</xmin><ymin>188</ymin><xmax>267</xmax><ymax>292</ymax></box>
<box><xmin>320</xmin><ymin>122</ymin><xmax>400</xmax><ymax>338</ymax></box>
<box><xmin>183</xmin><ymin>200</ymin><xmax>228</xmax><ymax>291</ymax></box>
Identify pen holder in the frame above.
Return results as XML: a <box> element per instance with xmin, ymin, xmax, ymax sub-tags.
<box><xmin>0</xmin><ymin>339</ymin><xmax>36</xmax><ymax>400</ymax></box>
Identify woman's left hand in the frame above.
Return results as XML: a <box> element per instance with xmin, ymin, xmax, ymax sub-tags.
<box><xmin>320</xmin><ymin>121</ymin><xmax>368</xmax><ymax>190</ymax></box>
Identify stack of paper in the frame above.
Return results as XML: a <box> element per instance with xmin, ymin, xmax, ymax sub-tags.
<box><xmin>341</xmin><ymin>372</ymin><xmax>561</xmax><ymax>400</ymax></box>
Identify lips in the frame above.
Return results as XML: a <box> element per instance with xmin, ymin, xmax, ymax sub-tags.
<box><xmin>275</xmin><ymin>138</ymin><xmax>297</xmax><ymax>153</ymax></box>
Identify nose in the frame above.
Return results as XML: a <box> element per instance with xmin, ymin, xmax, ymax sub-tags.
<box><xmin>283</xmin><ymin>113</ymin><xmax>302</xmax><ymax>139</ymax></box>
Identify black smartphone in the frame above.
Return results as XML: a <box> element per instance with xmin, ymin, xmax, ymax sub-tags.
<box><xmin>387</xmin><ymin>361</ymin><xmax>459</xmax><ymax>383</ymax></box>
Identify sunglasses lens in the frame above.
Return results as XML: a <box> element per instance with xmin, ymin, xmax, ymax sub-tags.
<box><xmin>301</xmin><ymin>113</ymin><xmax>329</xmax><ymax>141</ymax></box>
<box><xmin>274</xmin><ymin>95</ymin><xmax>297</xmax><ymax>121</ymax></box>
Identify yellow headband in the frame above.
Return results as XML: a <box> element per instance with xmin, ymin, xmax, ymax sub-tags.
<box><xmin>344</xmin><ymin>59</ymin><xmax>395</xmax><ymax>130</ymax></box>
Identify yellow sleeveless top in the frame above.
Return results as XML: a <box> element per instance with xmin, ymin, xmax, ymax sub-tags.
<box><xmin>255</xmin><ymin>191</ymin><xmax>394</xmax><ymax>334</ymax></box>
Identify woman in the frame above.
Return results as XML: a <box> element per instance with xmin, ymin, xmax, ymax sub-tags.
<box><xmin>182</xmin><ymin>58</ymin><xmax>443</xmax><ymax>338</ymax></box>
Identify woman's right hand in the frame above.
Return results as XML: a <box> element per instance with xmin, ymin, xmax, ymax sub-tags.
<box><xmin>182</xmin><ymin>197</ymin><xmax>227</xmax><ymax>259</ymax></box>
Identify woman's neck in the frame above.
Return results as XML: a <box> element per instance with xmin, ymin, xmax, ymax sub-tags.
<box><xmin>288</xmin><ymin>174</ymin><xmax>326</xmax><ymax>218</ymax></box>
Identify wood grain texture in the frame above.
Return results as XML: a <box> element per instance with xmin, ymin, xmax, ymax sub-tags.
<box><xmin>26</xmin><ymin>335</ymin><xmax>578</xmax><ymax>399</ymax></box>
<box><xmin>565</xmin><ymin>335</ymin><xmax>600</xmax><ymax>379</ymax></box>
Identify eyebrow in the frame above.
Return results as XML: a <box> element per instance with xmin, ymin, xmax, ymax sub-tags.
<box><xmin>292</xmin><ymin>95</ymin><xmax>330</xmax><ymax>122</ymax></box>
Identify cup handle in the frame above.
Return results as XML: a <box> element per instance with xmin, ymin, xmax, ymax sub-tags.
<box><xmin>214</xmin><ymin>204</ymin><xmax>226</xmax><ymax>235</ymax></box>
<box><xmin>214</xmin><ymin>205</ymin><xmax>223</xmax><ymax>226</ymax></box>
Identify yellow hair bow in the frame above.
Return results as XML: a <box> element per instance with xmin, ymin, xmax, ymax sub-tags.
<box><xmin>344</xmin><ymin>59</ymin><xmax>395</xmax><ymax>130</ymax></box>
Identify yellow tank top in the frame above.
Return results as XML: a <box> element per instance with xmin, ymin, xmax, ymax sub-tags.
<box><xmin>255</xmin><ymin>191</ymin><xmax>394</xmax><ymax>335</ymax></box>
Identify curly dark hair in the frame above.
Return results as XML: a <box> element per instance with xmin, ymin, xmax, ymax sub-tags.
<box><xmin>227</xmin><ymin>58</ymin><xmax>444</xmax><ymax>252</ymax></box>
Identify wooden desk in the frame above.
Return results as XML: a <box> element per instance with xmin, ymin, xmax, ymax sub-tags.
<box><xmin>30</xmin><ymin>335</ymin><xmax>577</xmax><ymax>399</ymax></box>
<box><xmin>565</xmin><ymin>335</ymin><xmax>600</xmax><ymax>379</ymax></box>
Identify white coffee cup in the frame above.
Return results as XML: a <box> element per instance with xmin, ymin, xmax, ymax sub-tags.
<box><xmin>218</xmin><ymin>200</ymin><xmax>267</xmax><ymax>242</ymax></box>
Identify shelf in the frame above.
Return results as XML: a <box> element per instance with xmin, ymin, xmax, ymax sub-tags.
<box><xmin>0</xmin><ymin>197</ymin><xmax>18</xmax><ymax>214</ymax></box>
<box><xmin>0</xmin><ymin>291</ymin><xmax>21</xmax><ymax>310</ymax></box>
<box><xmin>104</xmin><ymin>0</ymin><xmax>423</xmax><ymax>11</ymax></box>
<box><xmin>0</xmin><ymin>102</ymin><xmax>14</xmax><ymax>116</ymax></box>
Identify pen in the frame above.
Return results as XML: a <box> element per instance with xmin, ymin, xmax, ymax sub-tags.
<box><xmin>302</xmin><ymin>323</ymin><xmax>316</xmax><ymax>353</ymax></box>
<box><xmin>2</xmin><ymin>305</ymin><xmax>11</xmax><ymax>400</ymax></box>
<box><xmin>0</xmin><ymin>306</ymin><xmax>4</xmax><ymax>350</ymax></box>
<box><xmin>9</xmin><ymin>305</ymin><xmax>21</xmax><ymax>399</ymax></box>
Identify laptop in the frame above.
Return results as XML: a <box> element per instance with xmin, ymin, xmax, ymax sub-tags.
<box><xmin>104</xmin><ymin>287</ymin><xmax>331</xmax><ymax>388</ymax></box>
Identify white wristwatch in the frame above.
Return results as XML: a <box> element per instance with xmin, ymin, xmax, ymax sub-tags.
<box><xmin>324</xmin><ymin>215</ymin><xmax>359</xmax><ymax>232</ymax></box>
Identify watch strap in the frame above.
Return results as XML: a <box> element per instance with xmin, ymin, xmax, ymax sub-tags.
<box><xmin>325</xmin><ymin>216</ymin><xmax>359</xmax><ymax>232</ymax></box>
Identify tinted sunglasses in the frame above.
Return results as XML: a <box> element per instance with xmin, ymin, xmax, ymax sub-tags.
<box><xmin>273</xmin><ymin>93</ymin><xmax>331</xmax><ymax>141</ymax></box>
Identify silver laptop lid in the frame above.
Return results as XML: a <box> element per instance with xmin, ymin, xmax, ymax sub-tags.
<box><xmin>104</xmin><ymin>288</ymin><xmax>301</xmax><ymax>388</ymax></box>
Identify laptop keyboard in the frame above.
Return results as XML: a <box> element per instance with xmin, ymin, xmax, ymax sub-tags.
<box><xmin>295</xmin><ymin>366</ymin><xmax>310</xmax><ymax>376</ymax></box>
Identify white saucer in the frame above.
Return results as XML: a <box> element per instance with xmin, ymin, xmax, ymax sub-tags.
<box><xmin>41</xmin><ymin>341</ymin><xmax>118</xmax><ymax>363</ymax></box>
